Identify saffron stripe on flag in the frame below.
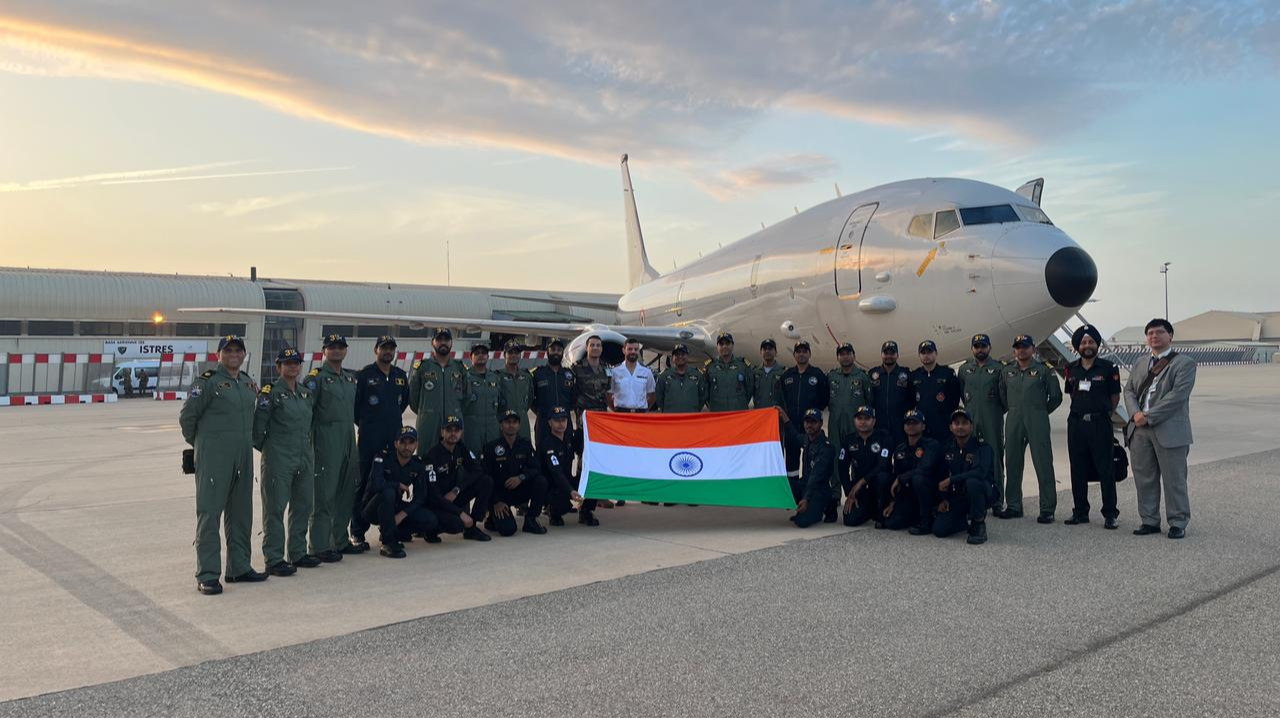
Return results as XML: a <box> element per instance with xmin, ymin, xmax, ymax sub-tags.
<box><xmin>585</xmin><ymin>408</ymin><xmax>780</xmax><ymax>448</ymax></box>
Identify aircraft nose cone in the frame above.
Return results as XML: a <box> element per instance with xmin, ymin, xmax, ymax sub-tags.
<box><xmin>1045</xmin><ymin>246</ymin><xmax>1097</xmax><ymax>307</ymax></box>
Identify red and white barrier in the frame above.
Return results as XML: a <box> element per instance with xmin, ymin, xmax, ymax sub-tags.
<box><xmin>152</xmin><ymin>391</ymin><xmax>189</xmax><ymax>401</ymax></box>
<box><xmin>0</xmin><ymin>393</ymin><xmax>117</xmax><ymax>406</ymax></box>
<box><xmin>1</xmin><ymin>353</ymin><xmax>112</xmax><ymax>365</ymax></box>
<box><xmin>159</xmin><ymin>353</ymin><xmax>218</xmax><ymax>363</ymax></box>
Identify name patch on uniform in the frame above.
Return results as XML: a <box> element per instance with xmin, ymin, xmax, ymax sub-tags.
<box><xmin>218</xmin><ymin>381</ymin><xmax>232</xmax><ymax>389</ymax></box>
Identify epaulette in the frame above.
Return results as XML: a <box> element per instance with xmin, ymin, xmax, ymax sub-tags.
<box><xmin>307</xmin><ymin>368</ymin><xmax>320</xmax><ymax>377</ymax></box>
<box><xmin>200</xmin><ymin>369</ymin><xmax>216</xmax><ymax>379</ymax></box>
<box><xmin>741</xmin><ymin>358</ymin><xmax>753</xmax><ymax>368</ymax></box>
<box><xmin>412</xmin><ymin>359</ymin><xmax>422</xmax><ymax>369</ymax></box>
<box><xmin>259</xmin><ymin>383</ymin><xmax>272</xmax><ymax>395</ymax></box>
<box><xmin>703</xmin><ymin>358</ymin><xmax>713</xmax><ymax>367</ymax></box>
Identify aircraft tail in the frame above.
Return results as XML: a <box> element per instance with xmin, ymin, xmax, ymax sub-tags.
<box><xmin>621</xmin><ymin>154</ymin><xmax>660</xmax><ymax>289</ymax></box>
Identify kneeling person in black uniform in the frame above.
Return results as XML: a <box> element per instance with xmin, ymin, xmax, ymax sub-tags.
<box><xmin>882</xmin><ymin>410</ymin><xmax>942</xmax><ymax>531</ymax></box>
<box><xmin>541</xmin><ymin>406</ymin><xmax>598</xmax><ymax>526</ymax></box>
<box><xmin>422</xmin><ymin>416</ymin><xmax>493</xmax><ymax>542</ymax></box>
<box><xmin>782</xmin><ymin>408</ymin><xmax>836</xmax><ymax>528</ymax></box>
<box><xmin>931</xmin><ymin>409</ymin><xmax>994</xmax><ymax>544</ymax></box>
<box><xmin>361</xmin><ymin>427</ymin><xmax>439</xmax><ymax>558</ymax></box>
<box><xmin>838</xmin><ymin>406</ymin><xmax>893</xmax><ymax>526</ymax></box>
<box><xmin>483</xmin><ymin>410</ymin><xmax>549</xmax><ymax>536</ymax></box>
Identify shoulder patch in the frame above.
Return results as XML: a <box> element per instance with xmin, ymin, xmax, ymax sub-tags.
<box><xmin>200</xmin><ymin>369</ymin><xmax>216</xmax><ymax>379</ymax></box>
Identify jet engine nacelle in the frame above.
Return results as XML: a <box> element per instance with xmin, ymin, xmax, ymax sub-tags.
<box><xmin>565</xmin><ymin>328</ymin><xmax>627</xmax><ymax>366</ymax></box>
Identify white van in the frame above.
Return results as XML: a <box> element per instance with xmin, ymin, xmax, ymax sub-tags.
<box><xmin>94</xmin><ymin>360</ymin><xmax>197</xmax><ymax>395</ymax></box>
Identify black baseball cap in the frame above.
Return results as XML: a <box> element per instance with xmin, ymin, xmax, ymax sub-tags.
<box><xmin>881</xmin><ymin>341</ymin><xmax>899</xmax><ymax>353</ymax></box>
<box><xmin>499</xmin><ymin>409</ymin><xmax>521</xmax><ymax>422</ymax></box>
<box><xmin>716</xmin><ymin>332</ymin><xmax>735</xmax><ymax>344</ymax></box>
<box><xmin>548</xmin><ymin>406</ymin><xmax>570</xmax><ymax>420</ymax></box>
<box><xmin>854</xmin><ymin>405</ymin><xmax>875</xmax><ymax>418</ymax></box>
<box><xmin>836</xmin><ymin>342</ymin><xmax>855</xmax><ymax>355</ymax></box>
<box><xmin>470</xmin><ymin>343</ymin><xmax>490</xmax><ymax>354</ymax></box>
<box><xmin>1012</xmin><ymin>334</ymin><xmax>1035</xmax><ymax>348</ymax></box>
<box><xmin>672</xmin><ymin>343</ymin><xmax>689</xmax><ymax>355</ymax></box>
<box><xmin>396</xmin><ymin>425</ymin><xmax>418</xmax><ymax>442</ymax></box>
<box><xmin>951</xmin><ymin>408</ymin><xmax>973</xmax><ymax>422</ymax></box>
<box><xmin>322</xmin><ymin>333</ymin><xmax>348</xmax><ymax>348</ymax></box>
<box><xmin>504</xmin><ymin>339</ymin><xmax>522</xmax><ymax>353</ymax></box>
<box><xmin>442</xmin><ymin>415</ymin><xmax>464</xmax><ymax>430</ymax></box>
<box><xmin>547</xmin><ymin>338</ymin><xmax>565</xmax><ymax>350</ymax></box>
<box><xmin>218</xmin><ymin>335</ymin><xmax>246</xmax><ymax>351</ymax></box>
<box><xmin>375</xmin><ymin>335</ymin><xmax>397</xmax><ymax>349</ymax></box>
<box><xmin>918</xmin><ymin>340</ymin><xmax>937</xmax><ymax>353</ymax></box>
<box><xmin>803</xmin><ymin>408</ymin><xmax>823</xmax><ymax>423</ymax></box>
<box><xmin>434</xmin><ymin>328</ymin><xmax>453</xmax><ymax>340</ymax></box>
<box><xmin>971</xmin><ymin>333</ymin><xmax>991</xmax><ymax>347</ymax></box>
<box><xmin>903</xmin><ymin>409</ymin><xmax>925</xmax><ymax>424</ymax></box>
<box><xmin>275</xmin><ymin>346</ymin><xmax>301</xmax><ymax>363</ymax></box>
<box><xmin>760</xmin><ymin>338</ymin><xmax>777</xmax><ymax>349</ymax></box>
<box><xmin>793</xmin><ymin>341</ymin><xmax>811</xmax><ymax>352</ymax></box>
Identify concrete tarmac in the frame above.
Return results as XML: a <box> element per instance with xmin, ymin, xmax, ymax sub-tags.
<box><xmin>1</xmin><ymin>364</ymin><xmax>1278</xmax><ymax>714</ymax></box>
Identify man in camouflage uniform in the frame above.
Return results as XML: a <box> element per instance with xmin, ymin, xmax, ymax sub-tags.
<box><xmin>306</xmin><ymin>333</ymin><xmax>360</xmax><ymax>560</ymax></box>
<box><xmin>957</xmin><ymin>333</ymin><xmax>1007</xmax><ymax>513</ymax></box>
<box><xmin>252</xmin><ymin>346</ymin><xmax>317</xmax><ymax>577</ymax></box>
<box><xmin>655</xmin><ymin>343</ymin><xmax>707</xmax><ymax>412</ymax></box>
<box><xmin>462</xmin><ymin>343</ymin><xmax>502</xmax><ymax>450</ymax></box>
<box><xmin>179</xmin><ymin>335</ymin><xmax>262</xmax><ymax>595</ymax></box>
<box><xmin>497</xmin><ymin>340</ymin><xmax>534</xmax><ymax>441</ymax></box>
<box><xmin>705</xmin><ymin>332</ymin><xmax>753</xmax><ymax>412</ymax></box>
<box><xmin>999</xmin><ymin>334</ymin><xmax>1063</xmax><ymax>523</ymax></box>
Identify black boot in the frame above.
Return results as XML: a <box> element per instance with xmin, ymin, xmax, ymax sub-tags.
<box><xmin>967</xmin><ymin>521</ymin><xmax>987</xmax><ymax>545</ymax></box>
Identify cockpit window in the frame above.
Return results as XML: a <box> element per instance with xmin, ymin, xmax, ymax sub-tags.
<box><xmin>934</xmin><ymin>209</ymin><xmax>960</xmax><ymax>239</ymax></box>
<box><xmin>958</xmin><ymin>205</ymin><xmax>1020</xmax><ymax>226</ymax></box>
<box><xmin>1015</xmin><ymin>204</ymin><xmax>1053</xmax><ymax>225</ymax></box>
<box><xmin>908</xmin><ymin>213</ymin><xmax>933</xmax><ymax>238</ymax></box>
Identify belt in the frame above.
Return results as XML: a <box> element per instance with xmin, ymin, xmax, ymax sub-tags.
<box><xmin>1071</xmin><ymin>412</ymin><xmax>1105</xmax><ymax>422</ymax></box>
<box><xmin>613</xmin><ymin>407</ymin><xmax>648</xmax><ymax>413</ymax></box>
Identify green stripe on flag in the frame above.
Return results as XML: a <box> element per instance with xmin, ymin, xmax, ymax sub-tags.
<box><xmin>584</xmin><ymin>472</ymin><xmax>795</xmax><ymax>509</ymax></box>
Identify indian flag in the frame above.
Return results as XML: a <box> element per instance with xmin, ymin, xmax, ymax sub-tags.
<box><xmin>580</xmin><ymin>408</ymin><xmax>793</xmax><ymax>509</ymax></box>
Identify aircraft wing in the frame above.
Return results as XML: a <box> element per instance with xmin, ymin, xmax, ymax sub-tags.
<box><xmin>179</xmin><ymin>307</ymin><xmax>709</xmax><ymax>350</ymax></box>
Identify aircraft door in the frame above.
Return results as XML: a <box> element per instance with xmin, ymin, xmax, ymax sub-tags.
<box><xmin>834</xmin><ymin>203</ymin><xmax>878</xmax><ymax>297</ymax></box>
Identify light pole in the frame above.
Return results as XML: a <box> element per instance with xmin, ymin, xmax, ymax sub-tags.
<box><xmin>1159</xmin><ymin>262</ymin><xmax>1171</xmax><ymax>319</ymax></box>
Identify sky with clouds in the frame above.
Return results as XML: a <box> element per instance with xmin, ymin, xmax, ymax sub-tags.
<box><xmin>0</xmin><ymin>0</ymin><xmax>1277</xmax><ymax>334</ymax></box>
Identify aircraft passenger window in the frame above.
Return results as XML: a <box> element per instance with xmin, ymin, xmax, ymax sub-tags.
<box><xmin>1015</xmin><ymin>204</ymin><xmax>1054</xmax><ymax>225</ymax></box>
<box><xmin>908</xmin><ymin>214</ymin><xmax>933</xmax><ymax>238</ymax></box>
<box><xmin>958</xmin><ymin>205</ymin><xmax>1019</xmax><ymax>226</ymax></box>
<box><xmin>934</xmin><ymin>210</ymin><xmax>960</xmax><ymax>239</ymax></box>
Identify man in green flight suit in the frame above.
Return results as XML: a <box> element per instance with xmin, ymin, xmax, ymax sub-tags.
<box><xmin>750</xmin><ymin>338</ymin><xmax>787</xmax><ymax>409</ymax></box>
<box><xmin>252</xmin><ymin>346</ymin><xmax>319</xmax><ymax>577</ymax></box>
<box><xmin>462</xmin><ymin>343</ymin><xmax>502</xmax><ymax>450</ymax></box>
<box><xmin>306</xmin><ymin>333</ymin><xmax>360</xmax><ymax>561</ymax></box>
<box><xmin>998</xmin><ymin>334</ymin><xmax>1063</xmax><ymax>523</ymax></box>
<box><xmin>497</xmin><ymin>340</ymin><xmax>534</xmax><ymax>441</ymax></box>
<box><xmin>705</xmin><ymin>332</ymin><xmax>753</xmax><ymax>412</ymax></box>
<box><xmin>826</xmin><ymin>342</ymin><xmax>871</xmax><ymax>515</ymax></box>
<box><xmin>179</xmin><ymin>335</ymin><xmax>262</xmax><ymax>595</ymax></box>
<box><xmin>655</xmin><ymin>344</ymin><xmax>707</xmax><ymax>412</ymax></box>
<box><xmin>957</xmin><ymin>333</ymin><xmax>1008</xmax><ymax>513</ymax></box>
<box><xmin>409</xmin><ymin>328</ymin><xmax>468</xmax><ymax>451</ymax></box>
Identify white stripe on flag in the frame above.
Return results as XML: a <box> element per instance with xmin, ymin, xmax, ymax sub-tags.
<box><xmin>585</xmin><ymin>441</ymin><xmax>784</xmax><ymax>481</ymax></box>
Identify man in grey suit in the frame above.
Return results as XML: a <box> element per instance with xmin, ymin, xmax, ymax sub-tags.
<box><xmin>1123</xmin><ymin>318</ymin><xmax>1197</xmax><ymax>539</ymax></box>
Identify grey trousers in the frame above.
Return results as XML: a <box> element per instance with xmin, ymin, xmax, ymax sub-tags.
<box><xmin>1129</xmin><ymin>427</ymin><xmax>1191</xmax><ymax>530</ymax></box>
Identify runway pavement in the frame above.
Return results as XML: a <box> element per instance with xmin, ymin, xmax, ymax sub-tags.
<box><xmin>1</xmin><ymin>364</ymin><xmax>1278</xmax><ymax>715</ymax></box>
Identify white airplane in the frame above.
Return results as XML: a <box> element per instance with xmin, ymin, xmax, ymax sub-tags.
<box><xmin>184</xmin><ymin>156</ymin><xmax>1097</xmax><ymax>369</ymax></box>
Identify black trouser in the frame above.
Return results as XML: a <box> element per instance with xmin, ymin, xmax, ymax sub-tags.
<box><xmin>932</xmin><ymin>481</ymin><xmax>991</xmax><ymax>537</ymax></box>
<box><xmin>842</xmin><ymin>477</ymin><xmax>879</xmax><ymax>526</ymax></box>
<box><xmin>877</xmin><ymin>475</ymin><xmax>918</xmax><ymax>530</ymax></box>
<box><xmin>784</xmin><ymin>421</ymin><xmax>804</xmax><ymax>482</ymax></box>
<box><xmin>353</xmin><ymin>428</ymin><xmax>396</xmax><ymax>540</ymax></box>
<box><xmin>362</xmin><ymin>488</ymin><xmax>438</xmax><ymax>546</ymax></box>
<box><xmin>912</xmin><ymin>475</ymin><xmax>941</xmax><ymax>530</ymax></box>
<box><xmin>1067</xmin><ymin>413</ymin><xmax>1118</xmax><ymax>519</ymax></box>
<box><xmin>454</xmin><ymin>474</ymin><xmax>494</xmax><ymax>524</ymax></box>
<box><xmin>548</xmin><ymin>473</ymin><xmax>597</xmax><ymax>519</ymax></box>
<box><xmin>490</xmin><ymin>475</ymin><xmax>550</xmax><ymax>536</ymax></box>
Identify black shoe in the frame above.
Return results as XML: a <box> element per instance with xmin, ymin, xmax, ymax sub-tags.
<box><xmin>463</xmin><ymin>527</ymin><xmax>492</xmax><ymax>542</ymax></box>
<box><xmin>341</xmin><ymin>540</ymin><xmax>369</xmax><ymax>555</ymax></box>
<box><xmin>663</xmin><ymin>503</ymin><xmax>677</xmax><ymax>507</ymax></box>
<box><xmin>1036</xmin><ymin>513</ymin><xmax>1053</xmax><ymax>524</ymax></box>
<box><xmin>197</xmin><ymin>579</ymin><xmax>223</xmax><ymax>595</ymax></box>
<box><xmin>317</xmin><ymin>550</ymin><xmax>343</xmax><ymax>563</ymax></box>
<box><xmin>873</xmin><ymin>520</ymin><xmax>885</xmax><ymax>529</ymax></box>
<box><xmin>1133</xmin><ymin>524</ymin><xmax>1161</xmax><ymax>536</ymax></box>
<box><xmin>823</xmin><ymin>509</ymin><xmax>838</xmax><ymax>524</ymax></box>
<box><xmin>292</xmin><ymin>554</ymin><xmax>321</xmax><ymax>568</ymax></box>
<box><xmin>1104</xmin><ymin>517</ymin><xmax>1118</xmax><ymax>530</ymax></box>
<box><xmin>483</xmin><ymin>517</ymin><xmax>497</xmax><ymax>532</ymax></box>
<box><xmin>967</xmin><ymin>521</ymin><xmax>987</xmax><ymax>545</ymax></box>
<box><xmin>997</xmin><ymin>508</ymin><xmax>1023</xmax><ymax>519</ymax></box>
<box><xmin>615</xmin><ymin>500</ymin><xmax>626</xmax><ymax>506</ymax></box>
<box><xmin>424</xmin><ymin>533</ymin><xmax>442</xmax><ymax>544</ymax></box>
<box><xmin>908</xmin><ymin>524</ymin><xmax>931</xmax><ymax>536</ymax></box>
<box><xmin>380</xmin><ymin>544</ymin><xmax>407</xmax><ymax>558</ymax></box>
<box><xmin>517</xmin><ymin>505</ymin><xmax>528</xmax><ymax>516</ymax></box>
<box><xmin>225</xmin><ymin>568</ymin><xmax>268</xmax><ymax>583</ymax></box>
<box><xmin>267</xmin><ymin>561</ymin><xmax>296</xmax><ymax>577</ymax></box>
<box><xmin>549</xmin><ymin>514</ymin><xmax>565</xmax><ymax>526</ymax></box>
<box><xmin>523</xmin><ymin>516</ymin><xmax>548</xmax><ymax>535</ymax></box>
<box><xmin>1063</xmin><ymin>515</ymin><xmax>1089</xmax><ymax>525</ymax></box>
<box><xmin>1167</xmin><ymin>527</ymin><xmax>1186</xmax><ymax>539</ymax></box>
<box><xmin>579</xmin><ymin>510</ymin><xmax>600</xmax><ymax>526</ymax></box>
<box><xmin>642</xmin><ymin>501</ymin><xmax>659</xmax><ymax>505</ymax></box>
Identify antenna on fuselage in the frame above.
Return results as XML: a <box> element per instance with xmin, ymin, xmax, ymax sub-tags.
<box><xmin>834</xmin><ymin>183</ymin><xmax>842</xmax><ymax>198</ymax></box>
<box><xmin>793</xmin><ymin>206</ymin><xmax>799</xmax><ymax>215</ymax></box>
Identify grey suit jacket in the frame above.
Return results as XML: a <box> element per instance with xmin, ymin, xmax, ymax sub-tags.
<box><xmin>1123</xmin><ymin>353</ymin><xmax>1197</xmax><ymax>448</ymax></box>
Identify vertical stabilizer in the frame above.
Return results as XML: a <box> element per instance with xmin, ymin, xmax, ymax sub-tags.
<box><xmin>621</xmin><ymin>154</ymin><xmax>660</xmax><ymax>289</ymax></box>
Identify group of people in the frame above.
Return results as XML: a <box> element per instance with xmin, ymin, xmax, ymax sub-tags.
<box><xmin>179</xmin><ymin>317</ymin><xmax>1196</xmax><ymax>596</ymax></box>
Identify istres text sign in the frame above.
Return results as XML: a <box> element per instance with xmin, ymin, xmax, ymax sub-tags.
<box><xmin>104</xmin><ymin>339</ymin><xmax>210</xmax><ymax>359</ymax></box>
